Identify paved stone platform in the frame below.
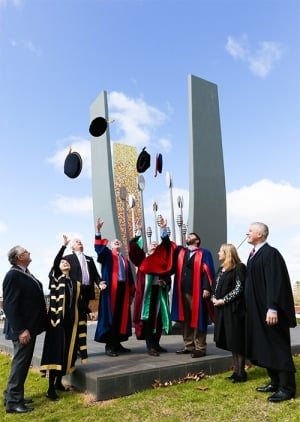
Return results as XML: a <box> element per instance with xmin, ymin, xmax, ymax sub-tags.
<box><xmin>1</xmin><ymin>323</ymin><xmax>299</xmax><ymax>401</ymax></box>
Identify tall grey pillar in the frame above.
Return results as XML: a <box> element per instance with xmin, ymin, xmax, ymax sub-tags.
<box><xmin>188</xmin><ymin>75</ymin><xmax>227</xmax><ymax>265</ymax></box>
<box><xmin>90</xmin><ymin>91</ymin><xmax>121</xmax><ymax>241</ymax></box>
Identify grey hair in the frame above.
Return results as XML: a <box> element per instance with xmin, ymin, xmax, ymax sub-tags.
<box><xmin>110</xmin><ymin>239</ymin><xmax>122</xmax><ymax>249</ymax></box>
<box><xmin>70</xmin><ymin>238</ymin><xmax>82</xmax><ymax>250</ymax></box>
<box><xmin>8</xmin><ymin>245</ymin><xmax>23</xmax><ymax>265</ymax></box>
<box><xmin>251</xmin><ymin>222</ymin><xmax>269</xmax><ymax>239</ymax></box>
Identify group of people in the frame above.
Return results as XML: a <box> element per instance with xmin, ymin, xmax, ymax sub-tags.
<box><xmin>211</xmin><ymin>223</ymin><xmax>296</xmax><ymax>403</ymax></box>
<box><xmin>2</xmin><ymin>235</ymin><xmax>104</xmax><ymax>413</ymax></box>
<box><xmin>1</xmin><ymin>219</ymin><xmax>297</xmax><ymax>413</ymax></box>
<box><xmin>136</xmin><ymin>219</ymin><xmax>297</xmax><ymax>403</ymax></box>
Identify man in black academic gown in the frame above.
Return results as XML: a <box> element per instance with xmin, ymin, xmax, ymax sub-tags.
<box><xmin>245</xmin><ymin>222</ymin><xmax>297</xmax><ymax>402</ymax></box>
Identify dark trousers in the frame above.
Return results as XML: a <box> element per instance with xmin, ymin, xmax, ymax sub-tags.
<box><xmin>106</xmin><ymin>282</ymin><xmax>126</xmax><ymax>351</ymax></box>
<box><xmin>267</xmin><ymin>368</ymin><xmax>296</xmax><ymax>395</ymax></box>
<box><xmin>5</xmin><ymin>337</ymin><xmax>36</xmax><ymax>406</ymax></box>
<box><xmin>143</xmin><ymin>285</ymin><xmax>162</xmax><ymax>351</ymax></box>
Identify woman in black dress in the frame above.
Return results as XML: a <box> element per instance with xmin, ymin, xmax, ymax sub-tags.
<box><xmin>212</xmin><ymin>243</ymin><xmax>247</xmax><ymax>383</ymax></box>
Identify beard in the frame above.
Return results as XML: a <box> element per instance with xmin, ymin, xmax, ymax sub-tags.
<box><xmin>186</xmin><ymin>238</ymin><xmax>197</xmax><ymax>246</ymax></box>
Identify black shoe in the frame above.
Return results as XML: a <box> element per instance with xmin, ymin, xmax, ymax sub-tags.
<box><xmin>54</xmin><ymin>383</ymin><xmax>67</xmax><ymax>391</ymax></box>
<box><xmin>6</xmin><ymin>404</ymin><xmax>34</xmax><ymax>413</ymax></box>
<box><xmin>156</xmin><ymin>346</ymin><xmax>168</xmax><ymax>353</ymax></box>
<box><xmin>105</xmin><ymin>348</ymin><xmax>119</xmax><ymax>357</ymax></box>
<box><xmin>232</xmin><ymin>373</ymin><xmax>247</xmax><ymax>383</ymax></box>
<box><xmin>256</xmin><ymin>383</ymin><xmax>278</xmax><ymax>393</ymax></box>
<box><xmin>46</xmin><ymin>390</ymin><xmax>59</xmax><ymax>401</ymax></box>
<box><xmin>176</xmin><ymin>348</ymin><xmax>193</xmax><ymax>354</ymax></box>
<box><xmin>3</xmin><ymin>397</ymin><xmax>33</xmax><ymax>406</ymax></box>
<box><xmin>191</xmin><ymin>350</ymin><xmax>206</xmax><ymax>358</ymax></box>
<box><xmin>268</xmin><ymin>390</ymin><xmax>295</xmax><ymax>402</ymax></box>
<box><xmin>148</xmin><ymin>348</ymin><xmax>160</xmax><ymax>357</ymax></box>
<box><xmin>226</xmin><ymin>372</ymin><xmax>237</xmax><ymax>380</ymax></box>
<box><xmin>117</xmin><ymin>344</ymin><xmax>131</xmax><ymax>353</ymax></box>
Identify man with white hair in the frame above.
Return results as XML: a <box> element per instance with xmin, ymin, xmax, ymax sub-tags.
<box><xmin>94</xmin><ymin>218</ymin><xmax>135</xmax><ymax>357</ymax></box>
<box><xmin>245</xmin><ymin>222</ymin><xmax>296</xmax><ymax>402</ymax></box>
<box><xmin>64</xmin><ymin>237</ymin><xmax>102</xmax><ymax>308</ymax></box>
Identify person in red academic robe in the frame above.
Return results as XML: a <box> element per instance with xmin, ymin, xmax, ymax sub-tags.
<box><xmin>140</xmin><ymin>218</ymin><xmax>215</xmax><ymax>358</ymax></box>
<box><xmin>129</xmin><ymin>224</ymin><xmax>172</xmax><ymax>356</ymax></box>
<box><xmin>94</xmin><ymin>218</ymin><xmax>135</xmax><ymax>357</ymax></box>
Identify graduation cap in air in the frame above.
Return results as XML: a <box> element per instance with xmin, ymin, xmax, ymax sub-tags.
<box><xmin>64</xmin><ymin>147</ymin><xmax>82</xmax><ymax>179</ymax></box>
<box><xmin>154</xmin><ymin>153</ymin><xmax>163</xmax><ymax>177</ymax></box>
<box><xmin>89</xmin><ymin>116</ymin><xmax>108</xmax><ymax>137</ymax></box>
<box><xmin>136</xmin><ymin>147</ymin><xmax>151</xmax><ymax>173</ymax></box>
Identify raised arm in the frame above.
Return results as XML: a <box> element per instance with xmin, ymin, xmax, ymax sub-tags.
<box><xmin>50</xmin><ymin>235</ymin><xmax>70</xmax><ymax>280</ymax></box>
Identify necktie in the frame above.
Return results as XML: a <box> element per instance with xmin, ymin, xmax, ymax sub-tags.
<box><xmin>79</xmin><ymin>253</ymin><xmax>89</xmax><ymax>285</ymax></box>
<box><xmin>118</xmin><ymin>254</ymin><xmax>125</xmax><ymax>281</ymax></box>
<box><xmin>249</xmin><ymin>248</ymin><xmax>255</xmax><ymax>259</ymax></box>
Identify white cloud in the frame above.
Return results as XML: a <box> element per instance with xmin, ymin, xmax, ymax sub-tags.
<box><xmin>248</xmin><ymin>41</ymin><xmax>283</xmax><ymax>77</ymax></box>
<box><xmin>225</xmin><ymin>34</ymin><xmax>249</xmax><ymax>60</ymax></box>
<box><xmin>22</xmin><ymin>40</ymin><xmax>42</xmax><ymax>56</ymax></box>
<box><xmin>51</xmin><ymin>195</ymin><xmax>93</xmax><ymax>216</ymax></box>
<box><xmin>108</xmin><ymin>91</ymin><xmax>171</xmax><ymax>149</ymax></box>
<box><xmin>48</xmin><ymin>93</ymin><xmax>173</xmax><ymax>182</ymax></box>
<box><xmin>48</xmin><ymin>92</ymin><xmax>172</xmax><ymax>181</ymax></box>
<box><xmin>227</xmin><ymin>179</ymin><xmax>300</xmax><ymax>228</ymax></box>
<box><xmin>227</xmin><ymin>179</ymin><xmax>300</xmax><ymax>283</ymax></box>
<box><xmin>225</xmin><ymin>35</ymin><xmax>283</xmax><ymax>77</ymax></box>
<box><xmin>6</xmin><ymin>38</ymin><xmax>42</xmax><ymax>55</ymax></box>
<box><xmin>47</xmin><ymin>137</ymin><xmax>91</xmax><ymax>177</ymax></box>
<box><xmin>158</xmin><ymin>137</ymin><xmax>172</xmax><ymax>153</ymax></box>
<box><xmin>0</xmin><ymin>0</ymin><xmax>22</xmax><ymax>9</ymax></box>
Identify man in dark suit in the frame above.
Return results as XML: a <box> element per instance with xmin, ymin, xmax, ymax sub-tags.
<box><xmin>64</xmin><ymin>238</ymin><xmax>102</xmax><ymax>308</ymax></box>
<box><xmin>245</xmin><ymin>222</ymin><xmax>296</xmax><ymax>402</ymax></box>
<box><xmin>2</xmin><ymin>246</ymin><xmax>48</xmax><ymax>413</ymax></box>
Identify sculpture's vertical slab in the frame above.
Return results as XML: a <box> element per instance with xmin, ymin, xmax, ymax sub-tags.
<box><xmin>90</xmin><ymin>91</ymin><xmax>121</xmax><ymax>241</ymax></box>
<box><xmin>113</xmin><ymin>143</ymin><xmax>141</xmax><ymax>254</ymax></box>
<box><xmin>188</xmin><ymin>75</ymin><xmax>227</xmax><ymax>263</ymax></box>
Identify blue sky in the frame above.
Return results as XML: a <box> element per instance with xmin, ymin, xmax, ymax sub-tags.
<box><xmin>0</xmin><ymin>0</ymin><xmax>300</xmax><ymax>293</ymax></box>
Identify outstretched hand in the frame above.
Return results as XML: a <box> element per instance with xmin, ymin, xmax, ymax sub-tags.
<box><xmin>63</xmin><ymin>234</ymin><xmax>70</xmax><ymax>247</ymax></box>
<box><xmin>136</xmin><ymin>219</ymin><xmax>143</xmax><ymax>232</ymax></box>
<box><xmin>96</xmin><ymin>218</ymin><xmax>104</xmax><ymax>233</ymax></box>
<box><xmin>160</xmin><ymin>216</ymin><xmax>167</xmax><ymax>229</ymax></box>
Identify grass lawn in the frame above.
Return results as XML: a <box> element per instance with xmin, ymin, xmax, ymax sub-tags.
<box><xmin>0</xmin><ymin>350</ymin><xmax>299</xmax><ymax>421</ymax></box>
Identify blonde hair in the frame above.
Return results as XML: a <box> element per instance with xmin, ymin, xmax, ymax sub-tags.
<box><xmin>220</xmin><ymin>243</ymin><xmax>241</xmax><ymax>271</ymax></box>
